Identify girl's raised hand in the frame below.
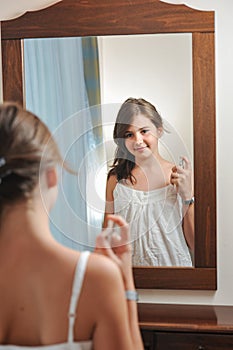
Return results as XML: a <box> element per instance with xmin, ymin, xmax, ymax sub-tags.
<box><xmin>170</xmin><ymin>156</ymin><xmax>193</xmax><ymax>200</ymax></box>
<box><xmin>95</xmin><ymin>214</ymin><xmax>133</xmax><ymax>288</ymax></box>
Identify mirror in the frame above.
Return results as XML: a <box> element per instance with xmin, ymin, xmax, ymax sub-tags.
<box><xmin>1</xmin><ymin>0</ymin><xmax>216</xmax><ymax>289</ymax></box>
<box><xmin>22</xmin><ymin>33</ymin><xmax>194</xmax><ymax>266</ymax></box>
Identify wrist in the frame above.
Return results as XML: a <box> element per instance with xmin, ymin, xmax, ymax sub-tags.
<box><xmin>125</xmin><ymin>290</ymin><xmax>139</xmax><ymax>302</ymax></box>
<box><xmin>124</xmin><ymin>278</ymin><xmax>135</xmax><ymax>291</ymax></box>
<box><xmin>183</xmin><ymin>196</ymin><xmax>195</xmax><ymax>206</ymax></box>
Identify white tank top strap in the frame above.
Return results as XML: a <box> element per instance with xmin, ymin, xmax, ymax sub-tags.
<box><xmin>67</xmin><ymin>251</ymin><xmax>91</xmax><ymax>343</ymax></box>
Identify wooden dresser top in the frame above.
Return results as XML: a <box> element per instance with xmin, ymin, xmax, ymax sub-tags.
<box><xmin>138</xmin><ymin>303</ymin><xmax>233</xmax><ymax>333</ymax></box>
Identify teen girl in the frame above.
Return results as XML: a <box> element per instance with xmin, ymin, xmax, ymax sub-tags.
<box><xmin>104</xmin><ymin>98</ymin><xmax>194</xmax><ymax>267</ymax></box>
<box><xmin>0</xmin><ymin>102</ymin><xmax>143</xmax><ymax>350</ymax></box>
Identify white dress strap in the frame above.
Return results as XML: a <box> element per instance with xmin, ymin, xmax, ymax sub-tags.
<box><xmin>67</xmin><ymin>251</ymin><xmax>91</xmax><ymax>343</ymax></box>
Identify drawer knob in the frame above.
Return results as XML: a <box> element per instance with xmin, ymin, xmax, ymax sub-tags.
<box><xmin>198</xmin><ymin>346</ymin><xmax>205</xmax><ymax>350</ymax></box>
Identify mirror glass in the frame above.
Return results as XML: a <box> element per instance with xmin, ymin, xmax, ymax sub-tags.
<box><xmin>24</xmin><ymin>33</ymin><xmax>193</xmax><ymax>266</ymax></box>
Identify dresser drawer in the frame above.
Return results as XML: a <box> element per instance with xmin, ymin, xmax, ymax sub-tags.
<box><xmin>155</xmin><ymin>331</ymin><xmax>233</xmax><ymax>350</ymax></box>
<box><xmin>141</xmin><ymin>329</ymin><xmax>155</xmax><ymax>350</ymax></box>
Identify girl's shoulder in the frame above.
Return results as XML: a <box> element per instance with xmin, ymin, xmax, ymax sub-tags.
<box><xmin>53</xmin><ymin>248</ymin><xmax>122</xmax><ymax>301</ymax></box>
<box><xmin>106</xmin><ymin>173</ymin><xmax>118</xmax><ymax>190</ymax></box>
<box><xmin>87</xmin><ymin>252</ymin><xmax>121</xmax><ymax>280</ymax></box>
<box><xmin>161</xmin><ymin>158</ymin><xmax>175</xmax><ymax>173</ymax></box>
<box><xmin>107</xmin><ymin>167</ymin><xmax>117</xmax><ymax>179</ymax></box>
<box><xmin>81</xmin><ymin>252</ymin><xmax>124</xmax><ymax>303</ymax></box>
<box><xmin>162</xmin><ymin>157</ymin><xmax>174</xmax><ymax>167</ymax></box>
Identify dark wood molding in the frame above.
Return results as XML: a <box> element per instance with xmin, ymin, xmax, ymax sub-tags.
<box><xmin>134</xmin><ymin>267</ymin><xmax>216</xmax><ymax>290</ymax></box>
<box><xmin>1</xmin><ymin>0</ymin><xmax>216</xmax><ymax>290</ymax></box>
<box><xmin>1</xmin><ymin>0</ymin><xmax>214</xmax><ymax>39</ymax></box>
<box><xmin>138</xmin><ymin>303</ymin><xmax>233</xmax><ymax>332</ymax></box>
<box><xmin>139</xmin><ymin>304</ymin><xmax>233</xmax><ymax>349</ymax></box>
<box><xmin>1</xmin><ymin>39</ymin><xmax>23</xmax><ymax>104</ymax></box>
<box><xmin>193</xmin><ymin>32</ymin><xmax>216</xmax><ymax>268</ymax></box>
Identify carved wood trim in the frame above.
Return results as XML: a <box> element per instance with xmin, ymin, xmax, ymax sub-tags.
<box><xmin>1</xmin><ymin>0</ymin><xmax>214</xmax><ymax>39</ymax></box>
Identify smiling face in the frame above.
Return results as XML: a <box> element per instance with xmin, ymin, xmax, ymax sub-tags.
<box><xmin>124</xmin><ymin>114</ymin><xmax>162</xmax><ymax>159</ymax></box>
<box><xmin>113</xmin><ymin>98</ymin><xmax>164</xmax><ymax>170</ymax></box>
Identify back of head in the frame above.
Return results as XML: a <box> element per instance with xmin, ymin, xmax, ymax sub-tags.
<box><xmin>0</xmin><ymin>102</ymin><xmax>62</xmax><ymax>216</ymax></box>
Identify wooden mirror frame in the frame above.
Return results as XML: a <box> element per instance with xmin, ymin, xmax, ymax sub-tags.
<box><xmin>1</xmin><ymin>0</ymin><xmax>216</xmax><ymax>290</ymax></box>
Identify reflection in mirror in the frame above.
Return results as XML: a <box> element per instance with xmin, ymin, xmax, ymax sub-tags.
<box><xmin>103</xmin><ymin>98</ymin><xmax>194</xmax><ymax>267</ymax></box>
<box><xmin>24</xmin><ymin>33</ymin><xmax>193</xmax><ymax>266</ymax></box>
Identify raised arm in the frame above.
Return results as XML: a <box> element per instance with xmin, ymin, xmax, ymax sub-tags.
<box><xmin>102</xmin><ymin>174</ymin><xmax>117</xmax><ymax>228</ymax></box>
<box><xmin>170</xmin><ymin>156</ymin><xmax>194</xmax><ymax>251</ymax></box>
<box><xmin>95</xmin><ymin>214</ymin><xmax>143</xmax><ymax>350</ymax></box>
<box><xmin>182</xmin><ymin>200</ymin><xmax>195</xmax><ymax>251</ymax></box>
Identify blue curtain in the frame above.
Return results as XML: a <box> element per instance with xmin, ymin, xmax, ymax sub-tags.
<box><xmin>24</xmin><ymin>37</ymin><xmax>104</xmax><ymax>251</ymax></box>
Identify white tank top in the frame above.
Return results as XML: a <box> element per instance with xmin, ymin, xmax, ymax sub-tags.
<box><xmin>0</xmin><ymin>251</ymin><xmax>92</xmax><ymax>350</ymax></box>
<box><xmin>114</xmin><ymin>183</ymin><xmax>192</xmax><ymax>267</ymax></box>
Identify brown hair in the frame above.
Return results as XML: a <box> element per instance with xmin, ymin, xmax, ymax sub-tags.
<box><xmin>108</xmin><ymin>98</ymin><xmax>164</xmax><ymax>183</ymax></box>
<box><xmin>0</xmin><ymin>102</ymin><xmax>64</xmax><ymax>214</ymax></box>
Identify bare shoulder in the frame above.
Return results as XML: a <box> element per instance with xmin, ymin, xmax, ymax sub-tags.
<box><xmin>107</xmin><ymin>174</ymin><xmax>118</xmax><ymax>192</ymax></box>
<box><xmin>162</xmin><ymin>159</ymin><xmax>175</xmax><ymax>173</ymax></box>
<box><xmin>44</xmin><ymin>247</ymin><xmax>123</xmax><ymax>311</ymax></box>
<box><xmin>77</xmin><ymin>252</ymin><xmax>125</xmax><ymax>318</ymax></box>
<box><xmin>104</xmin><ymin>174</ymin><xmax>117</xmax><ymax>224</ymax></box>
<box><xmin>51</xmin><ymin>246</ymin><xmax>118</xmax><ymax>277</ymax></box>
<box><xmin>86</xmin><ymin>252</ymin><xmax>122</xmax><ymax>285</ymax></box>
<box><xmin>74</xmin><ymin>252</ymin><xmax>133</xmax><ymax>350</ymax></box>
<box><xmin>84</xmin><ymin>252</ymin><xmax>126</xmax><ymax>320</ymax></box>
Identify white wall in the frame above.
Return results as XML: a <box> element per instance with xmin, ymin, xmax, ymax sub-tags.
<box><xmin>138</xmin><ymin>0</ymin><xmax>233</xmax><ymax>305</ymax></box>
<box><xmin>98</xmin><ymin>34</ymin><xmax>193</xmax><ymax>167</ymax></box>
<box><xmin>0</xmin><ymin>1</ymin><xmax>61</xmax><ymax>21</ymax></box>
<box><xmin>1</xmin><ymin>0</ymin><xmax>233</xmax><ymax>306</ymax></box>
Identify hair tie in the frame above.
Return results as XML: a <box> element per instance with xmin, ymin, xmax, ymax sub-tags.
<box><xmin>0</xmin><ymin>157</ymin><xmax>6</xmax><ymax>168</ymax></box>
<box><xmin>0</xmin><ymin>158</ymin><xmax>12</xmax><ymax>185</ymax></box>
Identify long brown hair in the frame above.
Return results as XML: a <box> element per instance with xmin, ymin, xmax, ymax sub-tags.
<box><xmin>108</xmin><ymin>98</ymin><xmax>164</xmax><ymax>183</ymax></box>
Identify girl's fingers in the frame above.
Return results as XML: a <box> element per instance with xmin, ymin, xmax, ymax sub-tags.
<box><xmin>95</xmin><ymin>232</ymin><xmax>120</xmax><ymax>262</ymax></box>
<box><xmin>110</xmin><ymin>233</ymin><xmax>122</xmax><ymax>248</ymax></box>
<box><xmin>107</xmin><ymin>214</ymin><xmax>129</xmax><ymax>229</ymax></box>
<box><xmin>172</xmin><ymin>165</ymin><xmax>177</xmax><ymax>173</ymax></box>
<box><xmin>106</xmin><ymin>214</ymin><xmax>130</xmax><ymax>243</ymax></box>
<box><xmin>171</xmin><ymin>171</ymin><xmax>179</xmax><ymax>178</ymax></box>
<box><xmin>96</xmin><ymin>230</ymin><xmax>110</xmax><ymax>247</ymax></box>
<box><xmin>95</xmin><ymin>214</ymin><xmax>131</xmax><ymax>259</ymax></box>
<box><xmin>170</xmin><ymin>171</ymin><xmax>179</xmax><ymax>186</ymax></box>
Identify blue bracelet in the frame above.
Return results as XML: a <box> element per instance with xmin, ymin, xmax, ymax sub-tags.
<box><xmin>183</xmin><ymin>196</ymin><xmax>195</xmax><ymax>205</ymax></box>
<box><xmin>125</xmin><ymin>290</ymin><xmax>139</xmax><ymax>302</ymax></box>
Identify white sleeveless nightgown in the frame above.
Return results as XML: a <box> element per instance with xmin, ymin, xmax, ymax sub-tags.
<box><xmin>113</xmin><ymin>183</ymin><xmax>192</xmax><ymax>267</ymax></box>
